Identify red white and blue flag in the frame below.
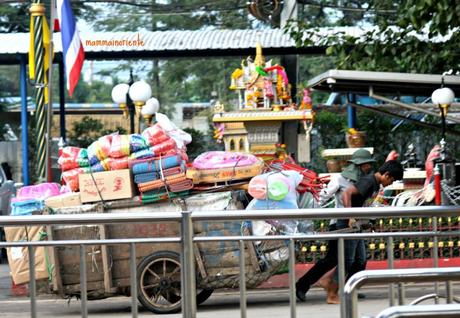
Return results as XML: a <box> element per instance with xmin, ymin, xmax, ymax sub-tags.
<box><xmin>56</xmin><ymin>0</ymin><xmax>84</xmax><ymax>97</ymax></box>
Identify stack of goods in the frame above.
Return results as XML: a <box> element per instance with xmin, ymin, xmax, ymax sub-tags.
<box><xmin>10</xmin><ymin>183</ymin><xmax>63</xmax><ymax>215</ymax></box>
<box><xmin>88</xmin><ymin>134</ymin><xmax>150</xmax><ymax>172</ymax></box>
<box><xmin>59</xmin><ymin>147</ymin><xmax>90</xmax><ymax>191</ymax></box>
<box><xmin>57</xmin><ymin>113</ymin><xmax>193</xmax><ymax>197</ymax></box>
<box><xmin>130</xmin><ymin>122</ymin><xmax>193</xmax><ymax>203</ymax></box>
<box><xmin>247</xmin><ymin>171</ymin><xmax>313</xmax><ymax>235</ymax></box>
<box><xmin>186</xmin><ymin>151</ymin><xmax>264</xmax><ymax>189</ymax></box>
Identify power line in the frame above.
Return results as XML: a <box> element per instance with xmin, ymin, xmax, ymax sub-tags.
<box><xmin>297</xmin><ymin>0</ymin><xmax>397</xmax><ymax>14</ymax></box>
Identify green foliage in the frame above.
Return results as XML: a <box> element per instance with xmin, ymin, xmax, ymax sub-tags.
<box><xmin>183</xmin><ymin>127</ymin><xmax>220</xmax><ymax>160</ymax></box>
<box><xmin>288</xmin><ymin>0</ymin><xmax>460</xmax><ymax>73</ymax></box>
<box><xmin>0</xmin><ymin>2</ymin><xmax>97</xmax><ymax>33</ymax></box>
<box><xmin>66</xmin><ymin>79</ymin><xmax>114</xmax><ymax>103</ymax></box>
<box><xmin>67</xmin><ymin>116</ymin><xmax>127</xmax><ymax>149</ymax></box>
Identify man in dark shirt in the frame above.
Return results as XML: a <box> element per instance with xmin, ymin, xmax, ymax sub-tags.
<box><xmin>327</xmin><ymin>160</ymin><xmax>404</xmax><ymax>303</ymax></box>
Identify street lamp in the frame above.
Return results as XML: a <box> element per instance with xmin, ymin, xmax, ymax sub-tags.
<box><xmin>111</xmin><ymin>83</ymin><xmax>130</xmax><ymax>118</ymax></box>
<box><xmin>112</xmin><ymin>70</ymin><xmax>152</xmax><ymax>134</ymax></box>
<box><xmin>431</xmin><ymin>86</ymin><xmax>455</xmax><ymax>140</ymax></box>
<box><xmin>141</xmin><ymin>97</ymin><xmax>160</xmax><ymax>126</ymax></box>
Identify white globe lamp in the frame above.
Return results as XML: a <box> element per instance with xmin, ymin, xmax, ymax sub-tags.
<box><xmin>129</xmin><ymin>81</ymin><xmax>152</xmax><ymax>117</ymax></box>
<box><xmin>141</xmin><ymin>97</ymin><xmax>160</xmax><ymax>126</ymax></box>
<box><xmin>431</xmin><ymin>87</ymin><xmax>455</xmax><ymax>106</ymax></box>
<box><xmin>111</xmin><ymin>83</ymin><xmax>130</xmax><ymax>118</ymax></box>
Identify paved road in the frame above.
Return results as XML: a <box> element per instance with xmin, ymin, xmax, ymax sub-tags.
<box><xmin>0</xmin><ymin>264</ymin><xmax>454</xmax><ymax>318</ymax></box>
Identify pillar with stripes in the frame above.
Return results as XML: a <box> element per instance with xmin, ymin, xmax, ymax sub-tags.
<box><xmin>30</xmin><ymin>1</ymin><xmax>47</xmax><ymax>182</ymax></box>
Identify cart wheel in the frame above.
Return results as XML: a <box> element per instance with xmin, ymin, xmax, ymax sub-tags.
<box><xmin>137</xmin><ymin>251</ymin><xmax>214</xmax><ymax>314</ymax></box>
<box><xmin>196</xmin><ymin>288</ymin><xmax>214</xmax><ymax>305</ymax></box>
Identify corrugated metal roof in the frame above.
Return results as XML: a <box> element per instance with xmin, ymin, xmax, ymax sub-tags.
<box><xmin>0</xmin><ymin>27</ymin><xmax>378</xmax><ymax>55</ymax></box>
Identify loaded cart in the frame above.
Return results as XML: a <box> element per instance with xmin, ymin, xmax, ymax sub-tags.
<box><xmin>42</xmin><ymin>191</ymin><xmax>287</xmax><ymax>314</ymax></box>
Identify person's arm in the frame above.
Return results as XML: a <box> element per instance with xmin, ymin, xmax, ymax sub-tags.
<box><xmin>342</xmin><ymin>185</ymin><xmax>360</xmax><ymax>227</ymax></box>
<box><xmin>342</xmin><ymin>185</ymin><xmax>360</xmax><ymax>208</ymax></box>
<box><xmin>319</xmin><ymin>176</ymin><xmax>340</xmax><ymax>206</ymax></box>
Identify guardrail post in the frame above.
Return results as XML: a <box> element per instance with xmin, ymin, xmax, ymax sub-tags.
<box><xmin>289</xmin><ymin>239</ymin><xmax>296</xmax><ymax>318</ymax></box>
<box><xmin>338</xmin><ymin>237</ymin><xmax>346</xmax><ymax>318</ymax></box>
<box><xmin>28</xmin><ymin>246</ymin><xmax>37</xmax><ymax>318</ymax></box>
<box><xmin>80</xmin><ymin>244</ymin><xmax>88</xmax><ymax>318</ymax></box>
<box><xmin>181</xmin><ymin>211</ymin><xmax>196</xmax><ymax>318</ymax></box>
<box><xmin>130</xmin><ymin>242</ymin><xmax>138</xmax><ymax>317</ymax></box>
<box><xmin>433</xmin><ymin>216</ymin><xmax>439</xmax><ymax>304</ymax></box>
<box><xmin>239</xmin><ymin>240</ymin><xmax>247</xmax><ymax>318</ymax></box>
<box><xmin>386</xmin><ymin>236</ymin><xmax>396</xmax><ymax>306</ymax></box>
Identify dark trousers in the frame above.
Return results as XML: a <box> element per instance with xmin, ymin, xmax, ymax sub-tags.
<box><xmin>333</xmin><ymin>238</ymin><xmax>366</xmax><ymax>283</ymax></box>
<box><xmin>296</xmin><ymin>238</ymin><xmax>338</xmax><ymax>292</ymax></box>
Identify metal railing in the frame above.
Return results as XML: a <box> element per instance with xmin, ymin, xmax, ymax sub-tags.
<box><xmin>343</xmin><ymin>267</ymin><xmax>460</xmax><ymax>318</ymax></box>
<box><xmin>375</xmin><ymin>304</ymin><xmax>460</xmax><ymax>318</ymax></box>
<box><xmin>1</xmin><ymin>205</ymin><xmax>460</xmax><ymax>318</ymax></box>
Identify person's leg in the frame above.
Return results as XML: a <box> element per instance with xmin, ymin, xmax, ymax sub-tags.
<box><xmin>328</xmin><ymin>239</ymin><xmax>358</xmax><ymax>304</ymax></box>
<box><xmin>348</xmin><ymin>239</ymin><xmax>367</xmax><ymax>280</ymax></box>
<box><xmin>296</xmin><ymin>239</ymin><xmax>338</xmax><ymax>300</ymax></box>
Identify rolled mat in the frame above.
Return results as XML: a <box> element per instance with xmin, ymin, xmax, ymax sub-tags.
<box><xmin>138</xmin><ymin>173</ymin><xmax>188</xmax><ymax>192</ymax></box>
<box><xmin>168</xmin><ymin>179</ymin><xmax>193</xmax><ymax>192</ymax></box>
<box><xmin>134</xmin><ymin>172</ymin><xmax>160</xmax><ymax>184</ymax></box>
<box><xmin>131</xmin><ymin>155</ymin><xmax>182</xmax><ymax>175</ymax></box>
<box><xmin>133</xmin><ymin>165</ymin><xmax>184</xmax><ymax>184</ymax></box>
<box><xmin>140</xmin><ymin>190</ymin><xmax>189</xmax><ymax>204</ymax></box>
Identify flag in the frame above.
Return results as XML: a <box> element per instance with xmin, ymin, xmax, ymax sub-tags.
<box><xmin>57</xmin><ymin>0</ymin><xmax>84</xmax><ymax>97</ymax></box>
<box><xmin>29</xmin><ymin>14</ymin><xmax>52</xmax><ymax>103</ymax></box>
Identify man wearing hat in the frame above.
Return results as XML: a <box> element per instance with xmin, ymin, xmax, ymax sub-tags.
<box><xmin>296</xmin><ymin>148</ymin><xmax>375</xmax><ymax>304</ymax></box>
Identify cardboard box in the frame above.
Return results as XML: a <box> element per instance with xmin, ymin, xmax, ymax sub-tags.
<box><xmin>44</xmin><ymin>192</ymin><xmax>81</xmax><ymax>209</ymax></box>
<box><xmin>5</xmin><ymin>226</ymin><xmax>49</xmax><ymax>285</ymax></box>
<box><xmin>79</xmin><ymin>169</ymin><xmax>134</xmax><ymax>203</ymax></box>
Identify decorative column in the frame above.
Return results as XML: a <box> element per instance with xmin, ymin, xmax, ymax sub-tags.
<box><xmin>30</xmin><ymin>1</ymin><xmax>47</xmax><ymax>182</ymax></box>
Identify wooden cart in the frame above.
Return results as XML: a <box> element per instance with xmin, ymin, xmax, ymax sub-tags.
<box><xmin>47</xmin><ymin>191</ymin><xmax>286</xmax><ymax>314</ymax></box>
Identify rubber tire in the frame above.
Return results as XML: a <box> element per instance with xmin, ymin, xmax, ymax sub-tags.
<box><xmin>137</xmin><ymin>251</ymin><xmax>182</xmax><ymax>314</ymax></box>
<box><xmin>196</xmin><ymin>288</ymin><xmax>214</xmax><ymax>305</ymax></box>
<box><xmin>137</xmin><ymin>251</ymin><xmax>214</xmax><ymax>314</ymax></box>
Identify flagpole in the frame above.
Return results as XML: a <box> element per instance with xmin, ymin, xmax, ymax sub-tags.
<box><xmin>46</xmin><ymin>0</ymin><xmax>55</xmax><ymax>182</ymax></box>
<box><xmin>30</xmin><ymin>1</ymin><xmax>47</xmax><ymax>183</ymax></box>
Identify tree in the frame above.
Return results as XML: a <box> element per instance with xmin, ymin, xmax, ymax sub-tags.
<box><xmin>67</xmin><ymin>116</ymin><xmax>127</xmax><ymax>148</ymax></box>
<box><xmin>288</xmin><ymin>0</ymin><xmax>460</xmax><ymax>74</ymax></box>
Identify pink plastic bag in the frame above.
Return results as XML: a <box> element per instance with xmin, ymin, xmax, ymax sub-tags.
<box><xmin>62</xmin><ymin>168</ymin><xmax>88</xmax><ymax>192</ymax></box>
<box><xmin>16</xmin><ymin>183</ymin><xmax>61</xmax><ymax>201</ymax></box>
<box><xmin>193</xmin><ymin>151</ymin><xmax>259</xmax><ymax>169</ymax></box>
<box><xmin>142</xmin><ymin>124</ymin><xmax>170</xmax><ymax>146</ymax></box>
<box><xmin>151</xmin><ymin>139</ymin><xmax>177</xmax><ymax>156</ymax></box>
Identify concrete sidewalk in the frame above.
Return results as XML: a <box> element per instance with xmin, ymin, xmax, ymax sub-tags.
<box><xmin>0</xmin><ymin>263</ymin><xmax>12</xmax><ymax>300</ymax></box>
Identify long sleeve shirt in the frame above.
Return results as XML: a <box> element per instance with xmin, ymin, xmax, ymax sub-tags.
<box><xmin>319</xmin><ymin>174</ymin><xmax>354</xmax><ymax>225</ymax></box>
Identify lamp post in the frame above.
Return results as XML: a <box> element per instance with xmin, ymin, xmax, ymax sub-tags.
<box><xmin>129</xmin><ymin>80</ymin><xmax>152</xmax><ymax>133</ymax></box>
<box><xmin>111</xmin><ymin>70</ymin><xmax>152</xmax><ymax>134</ymax></box>
<box><xmin>141</xmin><ymin>97</ymin><xmax>160</xmax><ymax>127</ymax></box>
<box><xmin>431</xmin><ymin>86</ymin><xmax>455</xmax><ymax>141</ymax></box>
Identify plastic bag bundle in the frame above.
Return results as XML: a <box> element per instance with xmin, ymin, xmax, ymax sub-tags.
<box><xmin>247</xmin><ymin>171</ymin><xmax>303</xmax><ymax>235</ymax></box>
<box><xmin>109</xmin><ymin>134</ymin><xmax>130</xmax><ymax>158</ymax></box>
<box><xmin>91</xmin><ymin>159</ymin><xmax>110</xmax><ymax>173</ymax></box>
<box><xmin>87</xmin><ymin>135</ymin><xmax>112</xmax><ymax>165</ymax></box>
<box><xmin>10</xmin><ymin>199</ymin><xmax>45</xmax><ymax>216</ymax></box>
<box><xmin>107</xmin><ymin>157</ymin><xmax>129</xmax><ymax>170</ymax></box>
<box><xmin>16</xmin><ymin>182</ymin><xmax>61</xmax><ymax>202</ymax></box>
<box><xmin>150</xmin><ymin>139</ymin><xmax>177</xmax><ymax>156</ymax></box>
<box><xmin>129</xmin><ymin>134</ymin><xmax>150</xmax><ymax>152</ymax></box>
<box><xmin>62</xmin><ymin>167</ymin><xmax>91</xmax><ymax>191</ymax></box>
<box><xmin>142</xmin><ymin>123</ymin><xmax>170</xmax><ymax>146</ymax></box>
<box><xmin>129</xmin><ymin>148</ymin><xmax>156</xmax><ymax>160</ymax></box>
<box><xmin>58</xmin><ymin>147</ymin><xmax>89</xmax><ymax>171</ymax></box>
<box><xmin>154</xmin><ymin>113</ymin><xmax>192</xmax><ymax>149</ymax></box>
<box><xmin>193</xmin><ymin>151</ymin><xmax>259</xmax><ymax>169</ymax></box>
